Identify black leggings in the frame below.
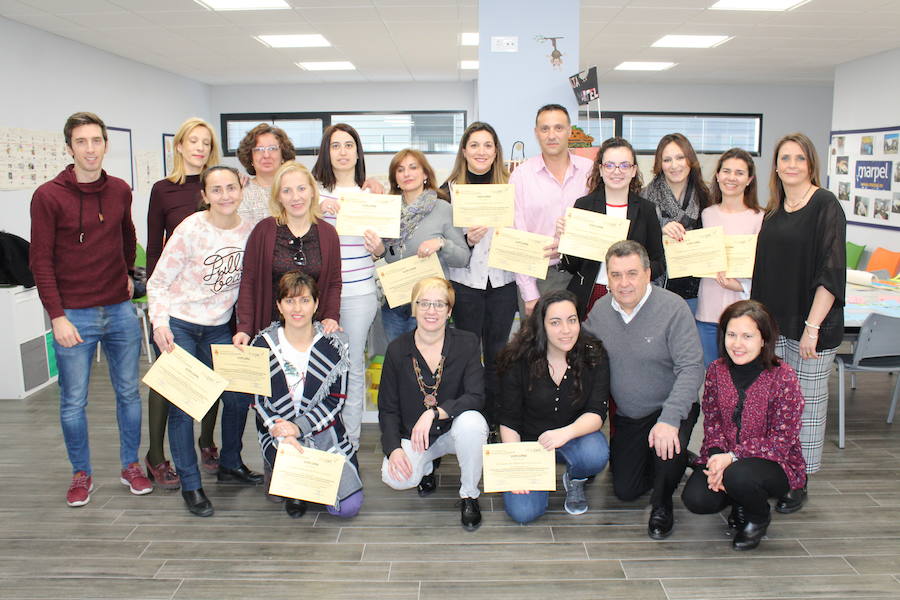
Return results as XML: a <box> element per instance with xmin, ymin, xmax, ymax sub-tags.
<box><xmin>681</xmin><ymin>457</ymin><xmax>789</xmax><ymax>522</ymax></box>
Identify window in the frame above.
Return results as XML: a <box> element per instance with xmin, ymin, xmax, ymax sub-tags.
<box><xmin>220</xmin><ymin>110</ymin><xmax>467</xmax><ymax>156</ymax></box>
<box><xmin>577</xmin><ymin>110</ymin><xmax>762</xmax><ymax>155</ymax></box>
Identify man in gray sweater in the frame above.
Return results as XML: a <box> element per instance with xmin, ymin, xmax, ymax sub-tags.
<box><xmin>583</xmin><ymin>240</ymin><xmax>703</xmax><ymax>540</ymax></box>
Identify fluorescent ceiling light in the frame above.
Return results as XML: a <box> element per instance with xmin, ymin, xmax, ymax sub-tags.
<box><xmin>193</xmin><ymin>0</ymin><xmax>289</xmax><ymax>10</ymax></box>
<box><xmin>296</xmin><ymin>61</ymin><xmax>355</xmax><ymax>71</ymax></box>
<box><xmin>255</xmin><ymin>34</ymin><xmax>330</xmax><ymax>48</ymax></box>
<box><xmin>709</xmin><ymin>0</ymin><xmax>811</xmax><ymax>11</ymax></box>
<box><xmin>460</xmin><ymin>32</ymin><xmax>479</xmax><ymax>46</ymax></box>
<box><xmin>652</xmin><ymin>34</ymin><xmax>732</xmax><ymax>48</ymax></box>
<box><xmin>615</xmin><ymin>61</ymin><xmax>676</xmax><ymax>71</ymax></box>
<box><xmin>460</xmin><ymin>60</ymin><xmax>479</xmax><ymax>70</ymax></box>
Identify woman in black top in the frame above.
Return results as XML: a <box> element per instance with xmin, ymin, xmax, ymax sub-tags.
<box><xmin>751</xmin><ymin>132</ymin><xmax>846</xmax><ymax>513</ymax></box>
<box><xmin>558</xmin><ymin>137</ymin><xmax>665</xmax><ymax>319</ymax></box>
<box><xmin>496</xmin><ymin>289</ymin><xmax>610</xmax><ymax>523</ymax></box>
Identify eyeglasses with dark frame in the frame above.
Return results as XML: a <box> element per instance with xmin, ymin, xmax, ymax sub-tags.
<box><xmin>415</xmin><ymin>300</ymin><xmax>448</xmax><ymax>311</ymax></box>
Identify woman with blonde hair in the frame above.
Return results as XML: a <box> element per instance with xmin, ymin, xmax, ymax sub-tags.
<box><xmin>144</xmin><ymin>117</ymin><xmax>221</xmax><ymax>488</ymax></box>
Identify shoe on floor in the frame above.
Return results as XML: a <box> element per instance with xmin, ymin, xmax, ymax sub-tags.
<box><xmin>648</xmin><ymin>504</ymin><xmax>674</xmax><ymax>540</ymax></box>
<box><xmin>460</xmin><ymin>497</ymin><xmax>481</xmax><ymax>531</ymax></box>
<box><xmin>121</xmin><ymin>462</ymin><xmax>153</xmax><ymax>495</ymax></box>
<box><xmin>182</xmin><ymin>488</ymin><xmax>214</xmax><ymax>517</ymax></box>
<box><xmin>775</xmin><ymin>486</ymin><xmax>807</xmax><ymax>514</ymax></box>
<box><xmin>417</xmin><ymin>459</ymin><xmax>439</xmax><ymax>497</ymax></box>
<box><xmin>732</xmin><ymin>516</ymin><xmax>770</xmax><ymax>551</ymax></box>
<box><xmin>217</xmin><ymin>464</ymin><xmax>263</xmax><ymax>485</ymax></box>
<box><xmin>727</xmin><ymin>504</ymin><xmax>747</xmax><ymax>530</ymax></box>
<box><xmin>562</xmin><ymin>471</ymin><xmax>588</xmax><ymax>515</ymax></box>
<box><xmin>144</xmin><ymin>456</ymin><xmax>180</xmax><ymax>490</ymax></box>
<box><xmin>199</xmin><ymin>444</ymin><xmax>219</xmax><ymax>474</ymax></box>
<box><xmin>285</xmin><ymin>497</ymin><xmax>308</xmax><ymax>519</ymax></box>
<box><xmin>66</xmin><ymin>471</ymin><xmax>94</xmax><ymax>507</ymax></box>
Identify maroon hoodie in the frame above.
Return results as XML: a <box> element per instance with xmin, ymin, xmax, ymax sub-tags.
<box><xmin>30</xmin><ymin>164</ymin><xmax>136</xmax><ymax>319</ymax></box>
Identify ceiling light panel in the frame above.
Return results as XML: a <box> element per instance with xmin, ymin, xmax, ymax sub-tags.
<box><xmin>709</xmin><ymin>0</ymin><xmax>811</xmax><ymax>11</ymax></box>
<box><xmin>297</xmin><ymin>61</ymin><xmax>356</xmax><ymax>71</ymax></box>
<box><xmin>194</xmin><ymin>0</ymin><xmax>290</xmax><ymax>10</ymax></box>
<box><xmin>460</xmin><ymin>60</ymin><xmax>479</xmax><ymax>70</ymax></box>
<box><xmin>255</xmin><ymin>34</ymin><xmax>330</xmax><ymax>48</ymax></box>
<box><xmin>615</xmin><ymin>61</ymin><xmax>677</xmax><ymax>71</ymax></box>
<box><xmin>652</xmin><ymin>34</ymin><xmax>732</xmax><ymax>48</ymax></box>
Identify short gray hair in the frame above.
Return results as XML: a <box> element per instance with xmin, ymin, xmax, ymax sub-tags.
<box><xmin>605</xmin><ymin>240</ymin><xmax>650</xmax><ymax>269</ymax></box>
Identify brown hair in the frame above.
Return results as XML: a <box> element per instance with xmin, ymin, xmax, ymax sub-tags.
<box><xmin>168</xmin><ymin>118</ymin><xmax>220</xmax><ymax>185</ymax></box>
<box><xmin>64</xmin><ymin>112</ymin><xmax>107</xmax><ymax>147</ymax></box>
<box><xmin>587</xmin><ymin>137</ymin><xmax>643</xmax><ymax>194</ymax></box>
<box><xmin>709</xmin><ymin>148</ymin><xmax>760</xmax><ymax>212</ymax></box>
<box><xmin>388</xmin><ymin>149</ymin><xmax>446</xmax><ymax>199</ymax></box>
<box><xmin>444</xmin><ymin>121</ymin><xmax>509</xmax><ymax>187</ymax></box>
<box><xmin>767</xmin><ymin>132</ymin><xmax>820</xmax><ymax>218</ymax></box>
<box><xmin>269</xmin><ymin>161</ymin><xmax>322</xmax><ymax>226</ymax></box>
<box><xmin>535</xmin><ymin>104</ymin><xmax>570</xmax><ymax>125</ymax></box>
<box><xmin>651</xmin><ymin>132</ymin><xmax>710</xmax><ymax>210</ymax></box>
<box><xmin>717</xmin><ymin>299</ymin><xmax>780</xmax><ymax>369</ymax></box>
<box><xmin>276</xmin><ymin>271</ymin><xmax>320</xmax><ymax>325</ymax></box>
<box><xmin>311</xmin><ymin>123</ymin><xmax>367</xmax><ymax>191</ymax></box>
<box><xmin>236</xmin><ymin>123</ymin><xmax>296</xmax><ymax>175</ymax></box>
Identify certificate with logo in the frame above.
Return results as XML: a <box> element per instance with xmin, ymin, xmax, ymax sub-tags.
<box><xmin>697</xmin><ymin>234</ymin><xmax>758</xmax><ymax>279</ymax></box>
<box><xmin>451</xmin><ymin>184</ymin><xmax>515</xmax><ymax>228</ymax></box>
<box><xmin>487</xmin><ymin>228</ymin><xmax>553</xmax><ymax>280</ymax></box>
<box><xmin>663</xmin><ymin>226</ymin><xmax>727</xmax><ymax>278</ymax></box>
<box><xmin>211</xmin><ymin>344</ymin><xmax>271</xmax><ymax>397</ymax></box>
<box><xmin>376</xmin><ymin>253</ymin><xmax>446</xmax><ymax>308</ymax></box>
<box><xmin>557</xmin><ymin>207</ymin><xmax>631</xmax><ymax>263</ymax></box>
<box><xmin>482</xmin><ymin>442</ymin><xmax>556</xmax><ymax>493</ymax></box>
<box><xmin>268</xmin><ymin>443</ymin><xmax>345</xmax><ymax>506</ymax></box>
<box><xmin>335</xmin><ymin>192</ymin><xmax>402</xmax><ymax>238</ymax></box>
<box><xmin>142</xmin><ymin>344</ymin><xmax>227</xmax><ymax>422</ymax></box>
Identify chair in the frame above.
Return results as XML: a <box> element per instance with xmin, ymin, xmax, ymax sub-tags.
<box><xmin>833</xmin><ymin>313</ymin><xmax>900</xmax><ymax>449</ymax></box>
<box><xmin>96</xmin><ymin>243</ymin><xmax>153</xmax><ymax>364</ymax></box>
<box><xmin>865</xmin><ymin>247</ymin><xmax>900</xmax><ymax>278</ymax></box>
<box><xmin>846</xmin><ymin>241</ymin><xmax>865</xmax><ymax>270</ymax></box>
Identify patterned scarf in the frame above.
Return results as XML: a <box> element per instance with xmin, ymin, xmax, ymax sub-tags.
<box><xmin>394</xmin><ymin>189</ymin><xmax>439</xmax><ymax>246</ymax></box>
<box><xmin>643</xmin><ymin>172</ymin><xmax>700</xmax><ymax>230</ymax></box>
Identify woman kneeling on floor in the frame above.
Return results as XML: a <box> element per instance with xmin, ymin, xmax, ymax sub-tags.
<box><xmin>253</xmin><ymin>271</ymin><xmax>363</xmax><ymax>519</ymax></box>
<box><xmin>681</xmin><ymin>299</ymin><xmax>805</xmax><ymax>550</ymax></box>
<box><xmin>495</xmin><ymin>289</ymin><xmax>610</xmax><ymax>523</ymax></box>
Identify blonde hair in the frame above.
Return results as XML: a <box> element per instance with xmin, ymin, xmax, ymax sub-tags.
<box><xmin>410</xmin><ymin>277</ymin><xmax>455</xmax><ymax>317</ymax></box>
<box><xmin>269</xmin><ymin>161</ymin><xmax>321</xmax><ymax>226</ymax></box>
<box><xmin>167</xmin><ymin>118</ymin><xmax>220</xmax><ymax>185</ymax></box>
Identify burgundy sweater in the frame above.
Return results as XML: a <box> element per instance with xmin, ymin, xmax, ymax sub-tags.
<box><xmin>236</xmin><ymin>217</ymin><xmax>342</xmax><ymax>338</ymax></box>
<box><xmin>699</xmin><ymin>359</ymin><xmax>807</xmax><ymax>490</ymax></box>
<box><xmin>146</xmin><ymin>175</ymin><xmax>201</xmax><ymax>277</ymax></box>
<box><xmin>30</xmin><ymin>165</ymin><xmax>136</xmax><ymax>319</ymax></box>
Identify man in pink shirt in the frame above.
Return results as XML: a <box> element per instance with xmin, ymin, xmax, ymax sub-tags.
<box><xmin>510</xmin><ymin>104</ymin><xmax>593</xmax><ymax>316</ymax></box>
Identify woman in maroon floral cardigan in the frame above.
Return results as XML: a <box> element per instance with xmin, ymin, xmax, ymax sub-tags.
<box><xmin>681</xmin><ymin>299</ymin><xmax>805</xmax><ymax>551</ymax></box>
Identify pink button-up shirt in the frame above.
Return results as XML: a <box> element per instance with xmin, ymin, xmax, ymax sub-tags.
<box><xmin>510</xmin><ymin>152</ymin><xmax>593</xmax><ymax>302</ymax></box>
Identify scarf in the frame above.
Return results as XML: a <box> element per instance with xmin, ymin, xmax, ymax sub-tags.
<box><xmin>644</xmin><ymin>173</ymin><xmax>701</xmax><ymax>230</ymax></box>
<box><xmin>393</xmin><ymin>189</ymin><xmax>439</xmax><ymax>246</ymax></box>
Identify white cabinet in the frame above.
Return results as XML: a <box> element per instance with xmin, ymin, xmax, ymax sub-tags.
<box><xmin>0</xmin><ymin>286</ymin><xmax>56</xmax><ymax>399</ymax></box>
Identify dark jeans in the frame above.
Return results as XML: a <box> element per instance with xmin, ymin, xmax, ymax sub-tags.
<box><xmin>450</xmin><ymin>280</ymin><xmax>518</xmax><ymax>425</ymax></box>
<box><xmin>610</xmin><ymin>402</ymin><xmax>700</xmax><ymax>508</ymax></box>
<box><xmin>681</xmin><ymin>457</ymin><xmax>789</xmax><ymax>522</ymax></box>
<box><xmin>380</xmin><ymin>302</ymin><xmax>416</xmax><ymax>344</ymax></box>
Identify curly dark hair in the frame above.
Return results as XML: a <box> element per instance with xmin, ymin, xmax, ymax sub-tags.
<box><xmin>236</xmin><ymin>123</ymin><xmax>296</xmax><ymax>176</ymax></box>
<box><xmin>497</xmin><ymin>289</ymin><xmax>606</xmax><ymax>408</ymax></box>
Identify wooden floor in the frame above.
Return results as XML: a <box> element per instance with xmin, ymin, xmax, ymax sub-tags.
<box><xmin>1</xmin><ymin>353</ymin><xmax>899</xmax><ymax>600</ymax></box>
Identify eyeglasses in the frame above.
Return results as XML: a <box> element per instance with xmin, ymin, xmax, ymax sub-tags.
<box><xmin>252</xmin><ymin>145</ymin><xmax>279</xmax><ymax>154</ymax></box>
<box><xmin>292</xmin><ymin>239</ymin><xmax>306</xmax><ymax>266</ymax></box>
<box><xmin>601</xmin><ymin>161</ymin><xmax>634</xmax><ymax>172</ymax></box>
<box><xmin>415</xmin><ymin>300</ymin><xmax>448</xmax><ymax>311</ymax></box>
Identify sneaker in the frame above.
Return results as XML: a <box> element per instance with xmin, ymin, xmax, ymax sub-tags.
<box><xmin>66</xmin><ymin>471</ymin><xmax>93</xmax><ymax>507</ymax></box>
<box><xmin>563</xmin><ymin>471</ymin><xmax>588</xmax><ymax>515</ymax></box>
<box><xmin>120</xmin><ymin>462</ymin><xmax>153</xmax><ymax>495</ymax></box>
<box><xmin>144</xmin><ymin>456</ymin><xmax>180</xmax><ymax>490</ymax></box>
<box><xmin>199</xmin><ymin>444</ymin><xmax>220</xmax><ymax>474</ymax></box>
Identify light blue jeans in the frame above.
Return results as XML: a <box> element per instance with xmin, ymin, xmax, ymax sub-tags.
<box><xmin>340</xmin><ymin>292</ymin><xmax>378</xmax><ymax>449</ymax></box>
<box><xmin>54</xmin><ymin>300</ymin><xmax>142</xmax><ymax>475</ymax></box>
<box><xmin>697</xmin><ymin>320</ymin><xmax>720</xmax><ymax>368</ymax></box>
<box><xmin>502</xmin><ymin>430</ymin><xmax>609</xmax><ymax>524</ymax></box>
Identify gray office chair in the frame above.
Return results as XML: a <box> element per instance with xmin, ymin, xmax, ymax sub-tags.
<box><xmin>834</xmin><ymin>313</ymin><xmax>900</xmax><ymax>449</ymax></box>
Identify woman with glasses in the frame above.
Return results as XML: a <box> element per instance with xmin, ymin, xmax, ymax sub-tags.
<box><xmin>558</xmin><ymin>137</ymin><xmax>664</xmax><ymax>319</ymax></box>
<box><xmin>644</xmin><ymin>133</ymin><xmax>711</xmax><ymax>313</ymax></box>
<box><xmin>378</xmin><ymin>277</ymin><xmax>488</xmax><ymax>530</ymax></box>
<box><xmin>364</xmin><ymin>149</ymin><xmax>470</xmax><ymax>341</ymax></box>
<box><xmin>236</xmin><ymin>124</ymin><xmax>297</xmax><ymax>227</ymax></box>
<box><xmin>235</xmin><ymin>161</ymin><xmax>342</xmax><ymax>350</ymax></box>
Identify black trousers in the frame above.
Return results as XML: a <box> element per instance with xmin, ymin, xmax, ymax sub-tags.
<box><xmin>681</xmin><ymin>457</ymin><xmax>789</xmax><ymax>522</ymax></box>
<box><xmin>610</xmin><ymin>402</ymin><xmax>700</xmax><ymax>508</ymax></box>
<box><xmin>451</xmin><ymin>280</ymin><xmax>518</xmax><ymax>425</ymax></box>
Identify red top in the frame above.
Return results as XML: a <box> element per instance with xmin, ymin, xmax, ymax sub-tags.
<box><xmin>29</xmin><ymin>165</ymin><xmax>136</xmax><ymax>319</ymax></box>
<box><xmin>236</xmin><ymin>217</ymin><xmax>342</xmax><ymax>338</ymax></box>
<box><xmin>145</xmin><ymin>175</ymin><xmax>201</xmax><ymax>277</ymax></box>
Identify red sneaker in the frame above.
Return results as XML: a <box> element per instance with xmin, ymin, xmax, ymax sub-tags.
<box><xmin>144</xmin><ymin>456</ymin><xmax>181</xmax><ymax>490</ymax></box>
<box><xmin>199</xmin><ymin>445</ymin><xmax>220</xmax><ymax>474</ymax></box>
<box><xmin>66</xmin><ymin>471</ymin><xmax>93</xmax><ymax>507</ymax></box>
<box><xmin>120</xmin><ymin>462</ymin><xmax>153</xmax><ymax>495</ymax></box>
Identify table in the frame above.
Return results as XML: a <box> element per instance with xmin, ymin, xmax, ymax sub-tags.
<box><xmin>845</xmin><ymin>283</ymin><xmax>900</xmax><ymax>327</ymax></box>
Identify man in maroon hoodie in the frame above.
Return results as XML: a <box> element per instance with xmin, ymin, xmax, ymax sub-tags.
<box><xmin>30</xmin><ymin>112</ymin><xmax>152</xmax><ymax>507</ymax></box>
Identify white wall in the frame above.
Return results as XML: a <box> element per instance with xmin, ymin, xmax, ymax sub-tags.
<box><xmin>209</xmin><ymin>81</ymin><xmax>477</xmax><ymax>183</ymax></box>
<box><xmin>832</xmin><ymin>47</ymin><xmax>900</xmax><ymax>251</ymax></box>
<box><xmin>0</xmin><ymin>16</ymin><xmax>211</xmax><ymax>244</ymax></box>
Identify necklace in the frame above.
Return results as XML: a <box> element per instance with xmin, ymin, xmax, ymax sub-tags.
<box><xmin>412</xmin><ymin>356</ymin><xmax>445</xmax><ymax>409</ymax></box>
<box><xmin>785</xmin><ymin>183</ymin><xmax>813</xmax><ymax>211</ymax></box>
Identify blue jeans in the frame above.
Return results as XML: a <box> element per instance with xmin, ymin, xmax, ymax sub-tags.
<box><xmin>697</xmin><ymin>320</ymin><xmax>719</xmax><ymax>368</ymax></box>
<box><xmin>502</xmin><ymin>430</ymin><xmax>610</xmax><ymax>524</ymax></box>
<box><xmin>54</xmin><ymin>300</ymin><xmax>142</xmax><ymax>475</ymax></box>
<box><xmin>166</xmin><ymin>317</ymin><xmax>251</xmax><ymax>491</ymax></box>
<box><xmin>380</xmin><ymin>302</ymin><xmax>416</xmax><ymax>343</ymax></box>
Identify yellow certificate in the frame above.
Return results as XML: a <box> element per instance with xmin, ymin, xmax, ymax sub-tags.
<box><xmin>335</xmin><ymin>192</ymin><xmax>402</xmax><ymax>238</ymax></box>
<box><xmin>210</xmin><ymin>344</ymin><xmax>271</xmax><ymax>397</ymax></box>
<box><xmin>697</xmin><ymin>234</ymin><xmax>758</xmax><ymax>279</ymax></box>
<box><xmin>487</xmin><ymin>228</ymin><xmax>553</xmax><ymax>280</ymax></box>
<box><xmin>268</xmin><ymin>443</ymin><xmax>345</xmax><ymax>505</ymax></box>
<box><xmin>664</xmin><ymin>226</ymin><xmax>727</xmax><ymax>279</ymax></box>
<box><xmin>482</xmin><ymin>442</ymin><xmax>556</xmax><ymax>493</ymax></box>
<box><xmin>376</xmin><ymin>253</ymin><xmax>446</xmax><ymax>308</ymax></box>
<box><xmin>451</xmin><ymin>184</ymin><xmax>515</xmax><ymax>228</ymax></box>
<box><xmin>142</xmin><ymin>344</ymin><xmax>228</xmax><ymax>422</ymax></box>
<box><xmin>557</xmin><ymin>207</ymin><xmax>631</xmax><ymax>263</ymax></box>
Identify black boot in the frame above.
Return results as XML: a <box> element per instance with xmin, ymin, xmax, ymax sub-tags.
<box><xmin>727</xmin><ymin>504</ymin><xmax>747</xmax><ymax>530</ymax></box>
<box><xmin>460</xmin><ymin>497</ymin><xmax>481</xmax><ymax>531</ymax></box>
<box><xmin>417</xmin><ymin>460</ymin><xmax>439</xmax><ymax>497</ymax></box>
<box><xmin>182</xmin><ymin>488</ymin><xmax>214</xmax><ymax>517</ymax></box>
<box><xmin>733</xmin><ymin>515</ymin><xmax>770</xmax><ymax>551</ymax></box>
<box><xmin>284</xmin><ymin>497</ymin><xmax>308</xmax><ymax>519</ymax></box>
<box><xmin>648</xmin><ymin>504</ymin><xmax>674</xmax><ymax>540</ymax></box>
<box><xmin>775</xmin><ymin>485</ymin><xmax>807</xmax><ymax>514</ymax></box>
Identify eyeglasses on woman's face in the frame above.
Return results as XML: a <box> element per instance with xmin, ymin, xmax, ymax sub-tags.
<box><xmin>415</xmin><ymin>300</ymin><xmax>448</xmax><ymax>311</ymax></box>
<box><xmin>601</xmin><ymin>161</ymin><xmax>634</xmax><ymax>172</ymax></box>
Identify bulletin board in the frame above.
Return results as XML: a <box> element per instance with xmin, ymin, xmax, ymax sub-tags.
<box><xmin>827</xmin><ymin>125</ymin><xmax>900</xmax><ymax>231</ymax></box>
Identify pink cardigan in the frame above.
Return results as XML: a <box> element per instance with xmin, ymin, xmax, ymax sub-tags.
<box><xmin>699</xmin><ymin>359</ymin><xmax>807</xmax><ymax>490</ymax></box>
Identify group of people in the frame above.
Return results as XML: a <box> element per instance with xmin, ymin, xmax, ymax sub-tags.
<box><xmin>29</xmin><ymin>104</ymin><xmax>845</xmax><ymax>551</ymax></box>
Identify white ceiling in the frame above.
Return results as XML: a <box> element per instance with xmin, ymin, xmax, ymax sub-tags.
<box><xmin>2</xmin><ymin>0</ymin><xmax>899</xmax><ymax>86</ymax></box>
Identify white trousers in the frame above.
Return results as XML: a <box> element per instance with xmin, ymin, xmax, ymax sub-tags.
<box><xmin>339</xmin><ymin>292</ymin><xmax>378</xmax><ymax>450</ymax></box>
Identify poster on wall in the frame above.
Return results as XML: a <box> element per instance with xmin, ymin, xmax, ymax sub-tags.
<box><xmin>827</xmin><ymin>125</ymin><xmax>900</xmax><ymax>230</ymax></box>
<box><xmin>0</xmin><ymin>127</ymin><xmax>69</xmax><ymax>190</ymax></box>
